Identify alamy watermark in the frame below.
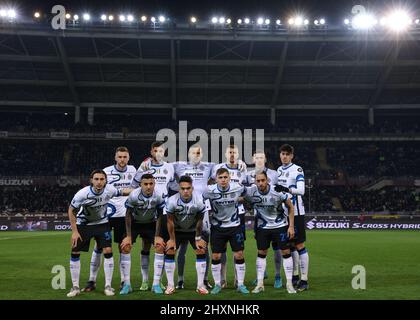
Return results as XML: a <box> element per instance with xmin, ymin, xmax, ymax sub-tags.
<box><xmin>155</xmin><ymin>121</ymin><xmax>264</xmax><ymax>164</ymax></box>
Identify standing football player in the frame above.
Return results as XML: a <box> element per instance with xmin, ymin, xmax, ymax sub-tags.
<box><xmin>275</xmin><ymin>144</ymin><xmax>309</xmax><ymax>291</ymax></box>
<box><xmin>84</xmin><ymin>146</ymin><xmax>137</xmax><ymax>295</ymax></box>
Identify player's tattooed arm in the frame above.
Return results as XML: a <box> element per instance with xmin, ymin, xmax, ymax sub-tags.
<box><xmin>195</xmin><ymin>216</ymin><xmax>207</xmax><ymax>253</ymax></box>
<box><xmin>154</xmin><ymin>208</ymin><xmax>165</xmax><ymax>248</ymax></box>
<box><xmin>285</xmin><ymin>198</ymin><xmax>295</xmax><ymax>239</ymax></box>
<box><xmin>166</xmin><ymin>214</ymin><xmax>176</xmax><ymax>251</ymax></box>
<box><xmin>68</xmin><ymin>207</ymin><xmax>82</xmax><ymax>248</ymax></box>
<box><xmin>120</xmin><ymin>208</ymin><xmax>133</xmax><ymax>249</ymax></box>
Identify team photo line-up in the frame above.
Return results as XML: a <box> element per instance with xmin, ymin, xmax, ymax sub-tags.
<box><xmin>66</xmin><ymin>142</ymin><xmax>309</xmax><ymax>297</ymax></box>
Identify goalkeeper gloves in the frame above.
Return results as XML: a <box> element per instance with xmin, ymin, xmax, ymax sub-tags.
<box><xmin>274</xmin><ymin>184</ymin><xmax>290</xmax><ymax>193</ymax></box>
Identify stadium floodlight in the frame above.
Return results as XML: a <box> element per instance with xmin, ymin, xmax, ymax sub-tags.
<box><xmin>276</xmin><ymin>19</ymin><xmax>281</xmax><ymax>25</ymax></box>
<box><xmin>190</xmin><ymin>16</ymin><xmax>197</xmax><ymax>23</ymax></box>
<box><xmin>65</xmin><ymin>13</ymin><xmax>71</xmax><ymax>19</ymax></box>
<box><xmin>344</xmin><ymin>18</ymin><xmax>350</xmax><ymax>25</ymax></box>
<box><xmin>351</xmin><ymin>13</ymin><xmax>376</xmax><ymax>30</ymax></box>
<box><xmin>385</xmin><ymin>10</ymin><xmax>411</xmax><ymax>32</ymax></box>
<box><xmin>82</xmin><ymin>13</ymin><xmax>90</xmax><ymax>21</ymax></box>
<box><xmin>314</xmin><ymin>19</ymin><xmax>319</xmax><ymax>25</ymax></box>
<box><xmin>108</xmin><ymin>15</ymin><xmax>114</xmax><ymax>21</ymax></box>
<box><xmin>237</xmin><ymin>18</ymin><xmax>242</xmax><ymax>24</ymax></box>
<box><xmin>320</xmin><ymin>18</ymin><xmax>325</xmax><ymax>25</ymax></box>
<box><xmin>73</xmin><ymin>14</ymin><xmax>79</xmax><ymax>21</ymax></box>
<box><xmin>119</xmin><ymin>15</ymin><xmax>126</xmax><ymax>22</ymax></box>
<box><xmin>127</xmin><ymin>14</ymin><xmax>134</xmax><ymax>22</ymax></box>
<box><xmin>304</xmin><ymin>19</ymin><xmax>309</xmax><ymax>25</ymax></box>
<box><xmin>211</xmin><ymin>16</ymin><xmax>218</xmax><ymax>24</ymax></box>
<box><xmin>219</xmin><ymin>17</ymin><xmax>225</xmax><ymax>24</ymax></box>
<box><xmin>244</xmin><ymin>18</ymin><xmax>250</xmax><ymax>24</ymax></box>
<box><xmin>158</xmin><ymin>15</ymin><xmax>165</xmax><ymax>23</ymax></box>
<box><xmin>151</xmin><ymin>16</ymin><xmax>156</xmax><ymax>23</ymax></box>
<box><xmin>288</xmin><ymin>18</ymin><xmax>294</xmax><ymax>25</ymax></box>
<box><xmin>416</xmin><ymin>19</ymin><xmax>420</xmax><ymax>24</ymax></box>
<box><xmin>265</xmin><ymin>18</ymin><xmax>270</xmax><ymax>25</ymax></box>
<box><xmin>226</xmin><ymin>18</ymin><xmax>231</xmax><ymax>24</ymax></box>
<box><xmin>101</xmin><ymin>14</ymin><xmax>107</xmax><ymax>21</ymax></box>
<box><xmin>295</xmin><ymin>16</ymin><xmax>303</xmax><ymax>26</ymax></box>
<box><xmin>257</xmin><ymin>17</ymin><xmax>264</xmax><ymax>25</ymax></box>
<box><xmin>8</xmin><ymin>9</ymin><xmax>16</xmax><ymax>18</ymax></box>
<box><xmin>34</xmin><ymin>12</ymin><xmax>41</xmax><ymax>19</ymax></box>
<box><xmin>0</xmin><ymin>10</ymin><xmax>6</xmax><ymax>18</ymax></box>
<box><xmin>141</xmin><ymin>15</ymin><xmax>147</xmax><ymax>22</ymax></box>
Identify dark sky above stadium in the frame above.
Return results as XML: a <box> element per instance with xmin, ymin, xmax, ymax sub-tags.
<box><xmin>8</xmin><ymin>0</ymin><xmax>420</xmax><ymax>25</ymax></box>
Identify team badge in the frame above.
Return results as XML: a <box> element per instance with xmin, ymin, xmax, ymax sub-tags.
<box><xmin>230</xmin><ymin>193</ymin><xmax>236</xmax><ymax>198</ymax></box>
<box><xmin>199</xmin><ymin>165</ymin><xmax>205</xmax><ymax>171</ymax></box>
<box><xmin>128</xmin><ymin>174</ymin><xmax>132</xmax><ymax>180</ymax></box>
<box><xmin>286</xmin><ymin>172</ymin><xmax>289</xmax><ymax>177</ymax></box>
<box><xmin>269</xmin><ymin>197</ymin><xmax>276</xmax><ymax>203</ymax></box>
<box><xmin>163</xmin><ymin>169</ymin><xmax>168</xmax><ymax>175</ymax></box>
<box><xmin>297</xmin><ymin>168</ymin><xmax>303</xmax><ymax>172</ymax></box>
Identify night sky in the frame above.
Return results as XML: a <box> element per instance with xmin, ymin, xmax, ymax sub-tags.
<box><xmin>4</xmin><ymin>0</ymin><xmax>420</xmax><ymax>26</ymax></box>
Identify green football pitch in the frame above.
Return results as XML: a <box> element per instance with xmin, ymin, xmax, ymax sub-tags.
<box><xmin>0</xmin><ymin>230</ymin><xmax>419</xmax><ymax>300</ymax></box>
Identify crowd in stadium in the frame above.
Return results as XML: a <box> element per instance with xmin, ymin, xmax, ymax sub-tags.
<box><xmin>1</xmin><ymin>112</ymin><xmax>419</xmax><ymax>134</ymax></box>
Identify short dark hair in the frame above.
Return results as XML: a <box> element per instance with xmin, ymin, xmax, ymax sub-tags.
<box><xmin>115</xmin><ymin>146</ymin><xmax>129</xmax><ymax>153</ymax></box>
<box><xmin>90</xmin><ymin>169</ymin><xmax>107</xmax><ymax>180</ymax></box>
<box><xmin>140</xmin><ymin>173</ymin><xmax>155</xmax><ymax>181</ymax></box>
<box><xmin>280</xmin><ymin>144</ymin><xmax>294</xmax><ymax>154</ymax></box>
<box><xmin>179</xmin><ymin>175</ymin><xmax>193</xmax><ymax>184</ymax></box>
<box><xmin>151</xmin><ymin>141</ymin><xmax>165</xmax><ymax>149</ymax></box>
<box><xmin>216</xmin><ymin>168</ymin><xmax>229</xmax><ymax>177</ymax></box>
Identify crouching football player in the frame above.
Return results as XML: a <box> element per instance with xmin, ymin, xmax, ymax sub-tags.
<box><xmin>66</xmin><ymin>169</ymin><xmax>132</xmax><ymax>297</ymax></box>
<box><xmin>244</xmin><ymin>171</ymin><xmax>297</xmax><ymax>294</ymax></box>
<box><xmin>164</xmin><ymin>175</ymin><xmax>210</xmax><ymax>295</ymax></box>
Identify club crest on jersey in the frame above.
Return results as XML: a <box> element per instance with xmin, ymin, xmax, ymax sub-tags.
<box><xmin>128</xmin><ymin>174</ymin><xmax>132</xmax><ymax>180</ymax></box>
<box><xmin>230</xmin><ymin>193</ymin><xmax>236</xmax><ymax>198</ymax></box>
<box><xmin>199</xmin><ymin>165</ymin><xmax>205</xmax><ymax>171</ymax></box>
<box><xmin>286</xmin><ymin>172</ymin><xmax>289</xmax><ymax>177</ymax></box>
<box><xmin>269</xmin><ymin>197</ymin><xmax>276</xmax><ymax>203</ymax></box>
<box><xmin>163</xmin><ymin>169</ymin><xmax>168</xmax><ymax>175</ymax></box>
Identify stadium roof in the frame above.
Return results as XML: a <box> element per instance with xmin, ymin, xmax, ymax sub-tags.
<box><xmin>1</xmin><ymin>20</ymin><xmax>420</xmax><ymax>115</ymax></box>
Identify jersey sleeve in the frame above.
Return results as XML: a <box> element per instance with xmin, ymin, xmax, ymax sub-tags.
<box><xmin>125</xmin><ymin>192</ymin><xmax>135</xmax><ymax>208</ymax></box>
<box><xmin>70</xmin><ymin>190</ymin><xmax>85</xmax><ymax>210</ymax></box>
<box><xmin>130</xmin><ymin>167</ymin><xmax>143</xmax><ymax>188</ymax></box>
<box><xmin>108</xmin><ymin>185</ymin><xmax>121</xmax><ymax>198</ymax></box>
<box><xmin>164</xmin><ymin>197</ymin><xmax>175</xmax><ymax>215</ymax></box>
<box><xmin>289</xmin><ymin>166</ymin><xmax>305</xmax><ymax>195</ymax></box>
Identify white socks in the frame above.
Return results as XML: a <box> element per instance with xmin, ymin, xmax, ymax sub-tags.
<box><xmin>235</xmin><ymin>259</ymin><xmax>246</xmax><ymax>286</ymax></box>
<box><xmin>282</xmin><ymin>255</ymin><xmax>294</xmax><ymax>286</ymax></box>
<box><xmin>211</xmin><ymin>261</ymin><xmax>222</xmax><ymax>286</ymax></box>
<box><xmin>292</xmin><ymin>249</ymin><xmax>300</xmax><ymax>276</ymax></box>
<box><xmin>164</xmin><ymin>256</ymin><xmax>176</xmax><ymax>288</ymax></box>
<box><xmin>89</xmin><ymin>249</ymin><xmax>102</xmax><ymax>282</ymax></box>
<box><xmin>196</xmin><ymin>256</ymin><xmax>207</xmax><ymax>288</ymax></box>
<box><xmin>153</xmin><ymin>253</ymin><xmax>165</xmax><ymax>286</ymax></box>
<box><xmin>103</xmin><ymin>254</ymin><xmax>114</xmax><ymax>287</ymax></box>
<box><xmin>298</xmin><ymin>248</ymin><xmax>309</xmax><ymax>281</ymax></box>
<box><xmin>256</xmin><ymin>256</ymin><xmax>266</xmax><ymax>286</ymax></box>
<box><xmin>70</xmin><ymin>255</ymin><xmax>80</xmax><ymax>288</ymax></box>
<box><xmin>120</xmin><ymin>253</ymin><xmax>131</xmax><ymax>286</ymax></box>
<box><xmin>141</xmin><ymin>251</ymin><xmax>150</xmax><ymax>283</ymax></box>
